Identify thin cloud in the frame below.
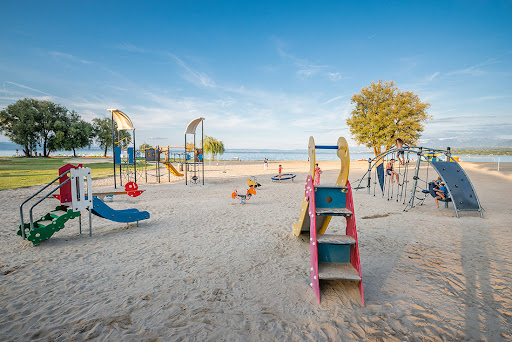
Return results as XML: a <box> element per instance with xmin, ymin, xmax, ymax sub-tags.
<box><xmin>49</xmin><ymin>51</ymin><xmax>92</xmax><ymax>64</ymax></box>
<box><xmin>427</xmin><ymin>72</ymin><xmax>440</xmax><ymax>81</ymax></box>
<box><xmin>167</xmin><ymin>53</ymin><xmax>216</xmax><ymax>88</ymax></box>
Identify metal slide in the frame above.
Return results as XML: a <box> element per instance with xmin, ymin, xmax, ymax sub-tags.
<box><xmin>91</xmin><ymin>197</ymin><xmax>150</xmax><ymax>223</ymax></box>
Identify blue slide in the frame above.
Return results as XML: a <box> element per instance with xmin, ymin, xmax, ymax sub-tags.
<box><xmin>91</xmin><ymin>196</ymin><xmax>150</xmax><ymax>223</ymax></box>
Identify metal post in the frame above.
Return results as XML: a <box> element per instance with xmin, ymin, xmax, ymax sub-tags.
<box><xmin>202</xmin><ymin>119</ymin><xmax>204</xmax><ymax>185</ymax></box>
<box><xmin>89</xmin><ymin>209</ymin><xmax>92</xmax><ymax>236</ymax></box>
<box><xmin>185</xmin><ymin>134</ymin><xmax>188</xmax><ymax>185</ymax></box>
<box><xmin>133</xmin><ymin>129</ymin><xmax>137</xmax><ymax>184</ymax></box>
<box><xmin>79</xmin><ymin>215</ymin><xmax>82</xmax><ymax>235</ymax></box>
<box><xmin>367</xmin><ymin>158</ymin><xmax>372</xmax><ymax>194</ymax></box>
<box><xmin>407</xmin><ymin>148</ymin><xmax>422</xmax><ymax>209</ymax></box>
<box><xmin>112</xmin><ymin>111</ymin><xmax>117</xmax><ymax>189</ymax></box>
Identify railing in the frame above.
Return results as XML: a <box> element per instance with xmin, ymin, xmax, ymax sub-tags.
<box><xmin>19</xmin><ymin>170</ymin><xmax>71</xmax><ymax>239</ymax></box>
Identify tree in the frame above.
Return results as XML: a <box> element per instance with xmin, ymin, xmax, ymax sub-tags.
<box><xmin>139</xmin><ymin>143</ymin><xmax>151</xmax><ymax>150</ymax></box>
<box><xmin>346</xmin><ymin>80</ymin><xmax>431</xmax><ymax>156</ymax></box>
<box><xmin>53</xmin><ymin>111</ymin><xmax>94</xmax><ymax>157</ymax></box>
<box><xmin>92</xmin><ymin>117</ymin><xmax>131</xmax><ymax>157</ymax></box>
<box><xmin>203</xmin><ymin>135</ymin><xmax>225</xmax><ymax>160</ymax></box>
<box><xmin>0</xmin><ymin>98</ymin><xmax>40</xmax><ymax>157</ymax></box>
<box><xmin>37</xmin><ymin>101</ymin><xmax>68</xmax><ymax>157</ymax></box>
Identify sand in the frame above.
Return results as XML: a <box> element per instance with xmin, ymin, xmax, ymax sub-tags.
<box><xmin>1</xmin><ymin>160</ymin><xmax>511</xmax><ymax>341</ymax></box>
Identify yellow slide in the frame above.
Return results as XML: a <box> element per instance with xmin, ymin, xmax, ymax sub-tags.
<box><xmin>163</xmin><ymin>162</ymin><xmax>184</xmax><ymax>177</ymax></box>
<box><xmin>292</xmin><ymin>136</ymin><xmax>350</xmax><ymax>237</ymax></box>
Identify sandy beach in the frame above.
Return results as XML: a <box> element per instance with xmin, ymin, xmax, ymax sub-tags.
<box><xmin>1</xmin><ymin>160</ymin><xmax>511</xmax><ymax>341</ymax></box>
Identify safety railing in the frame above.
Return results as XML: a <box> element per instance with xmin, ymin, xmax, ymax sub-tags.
<box><xmin>19</xmin><ymin>170</ymin><xmax>71</xmax><ymax>239</ymax></box>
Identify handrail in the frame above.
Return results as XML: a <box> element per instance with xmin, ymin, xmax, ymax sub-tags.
<box><xmin>28</xmin><ymin>178</ymin><xmax>71</xmax><ymax>233</ymax></box>
<box><xmin>19</xmin><ymin>170</ymin><xmax>71</xmax><ymax>239</ymax></box>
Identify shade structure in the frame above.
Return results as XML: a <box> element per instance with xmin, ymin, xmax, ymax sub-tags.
<box><xmin>185</xmin><ymin>117</ymin><xmax>205</xmax><ymax>135</ymax></box>
<box><xmin>108</xmin><ymin>109</ymin><xmax>134</xmax><ymax>130</ymax></box>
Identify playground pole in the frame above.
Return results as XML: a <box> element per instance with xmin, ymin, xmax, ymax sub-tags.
<box><xmin>185</xmin><ymin>134</ymin><xmax>188</xmax><ymax>185</ymax></box>
<box><xmin>367</xmin><ymin>158</ymin><xmax>372</xmax><ymax>194</ymax></box>
<box><xmin>202</xmin><ymin>119</ymin><xmax>204</xmax><ymax>185</ymax></box>
<box><xmin>407</xmin><ymin>148</ymin><xmax>422</xmax><ymax>209</ymax></box>
<box><xmin>112</xmin><ymin>111</ymin><xmax>117</xmax><ymax>189</ymax></box>
<box><xmin>134</xmin><ymin>129</ymin><xmax>137</xmax><ymax>184</ymax></box>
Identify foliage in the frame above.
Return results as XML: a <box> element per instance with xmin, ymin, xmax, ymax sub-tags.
<box><xmin>185</xmin><ymin>142</ymin><xmax>195</xmax><ymax>152</ymax></box>
<box><xmin>0</xmin><ymin>157</ymin><xmax>113</xmax><ymax>190</ymax></box>
<box><xmin>139</xmin><ymin>142</ymin><xmax>151</xmax><ymax>150</ymax></box>
<box><xmin>92</xmin><ymin>117</ymin><xmax>131</xmax><ymax>157</ymax></box>
<box><xmin>347</xmin><ymin>80</ymin><xmax>431</xmax><ymax>155</ymax></box>
<box><xmin>203</xmin><ymin>135</ymin><xmax>225</xmax><ymax>158</ymax></box>
<box><xmin>0</xmin><ymin>98</ymin><xmax>44</xmax><ymax>157</ymax></box>
<box><xmin>53</xmin><ymin>111</ymin><xmax>94</xmax><ymax>157</ymax></box>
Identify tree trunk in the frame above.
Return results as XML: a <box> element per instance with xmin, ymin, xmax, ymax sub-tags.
<box><xmin>43</xmin><ymin>140</ymin><xmax>47</xmax><ymax>157</ymax></box>
<box><xmin>24</xmin><ymin>146</ymin><xmax>31</xmax><ymax>157</ymax></box>
<box><xmin>104</xmin><ymin>146</ymin><xmax>108</xmax><ymax>157</ymax></box>
<box><xmin>73</xmin><ymin>148</ymin><xmax>77</xmax><ymax>157</ymax></box>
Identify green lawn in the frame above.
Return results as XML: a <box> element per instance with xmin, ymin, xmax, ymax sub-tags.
<box><xmin>0</xmin><ymin>157</ymin><xmax>115</xmax><ymax>190</ymax></box>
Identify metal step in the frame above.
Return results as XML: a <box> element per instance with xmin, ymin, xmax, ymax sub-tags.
<box><xmin>317</xmin><ymin>234</ymin><xmax>356</xmax><ymax>245</ymax></box>
<box><xmin>315</xmin><ymin>208</ymin><xmax>352</xmax><ymax>216</ymax></box>
<box><xmin>318</xmin><ymin>263</ymin><xmax>361</xmax><ymax>281</ymax></box>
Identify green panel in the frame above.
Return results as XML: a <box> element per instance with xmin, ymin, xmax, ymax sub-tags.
<box><xmin>317</xmin><ymin>243</ymin><xmax>351</xmax><ymax>263</ymax></box>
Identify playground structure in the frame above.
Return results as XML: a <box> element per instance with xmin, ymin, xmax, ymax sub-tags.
<box><xmin>353</xmin><ymin>146</ymin><xmax>483</xmax><ymax>217</ymax></box>
<box><xmin>184</xmin><ymin>117</ymin><xmax>205</xmax><ymax>185</ymax></box>
<box><xmin>232</xmin><ymin>185</ymin><xmax>257</xmax><ymax>204</ymax></box>
<box><xmin>142</xmin><ymin>146</ymin><xmax>186</xmax><ymax>183</ymax></box>
<box><xmin>18</xmin><ymin>164</ymin><xmax>150</xmax><ymax>245</ymax></box>
<box><xmin>109</xmin><ymin>109</ymin><xmax>139</xmax><ymax>189</ymax></box>
<box><xmin>292</xmin><ymin>137</ymin><xmax>364</xmax><ymax>305</ymax></box>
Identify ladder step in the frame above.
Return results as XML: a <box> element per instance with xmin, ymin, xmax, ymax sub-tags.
<box><xmin>36</xmin><ymin>220</ymin><xmax>53</xmax><ymax>227</ymax></box>
<box><xmin>318</xmin><ymin>263</ymin><xmax>361</xmax><ymax>281</ymax></box>
<box><xmin>315</xmin><ymin>185</ymin><xmax>348</xmax><ymax>191</ymax></box>
<box><xmin>316</xmin><ymin>208</ymin><xmax>352</xmax><ymax>216</ymax></box>
<box><xmin>317</xmin><ymin>234</ymin><xmax>356</xmax><ymax>245</ymax></box>
<box><xmin>50</xmin><ymin>210</ymin><xmax>68</xmax><ymax>217</ymax></box>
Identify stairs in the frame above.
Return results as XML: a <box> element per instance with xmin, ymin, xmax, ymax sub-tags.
<box><xmin>305</xmin><ymin>175</ymin><xmax>364</xmax><ymax>305</ymax></box>
<box><xmin>17</xmin><ymin>206</ymin><xmax>81</xmax><ymax>245</ymax></box>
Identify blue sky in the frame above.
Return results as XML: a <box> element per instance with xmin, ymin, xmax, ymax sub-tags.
<box><xmin>1</xmin><ymin>1</ymin><xmax>511</xmax><ymax>149</ymax></box>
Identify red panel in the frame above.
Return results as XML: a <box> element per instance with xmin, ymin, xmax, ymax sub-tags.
<box><xmin>58</xmin><ymin>164</ymin><xmax>82</xmax><ymax>204</ymax></box>
<box><xmin>306</xmin><ymin>175</ymin><xmax>321</xmax><ymax>304</ymax></box>
<box><xmin>345</xmin><ymin>181</ymin><xmax>364</xmax><ymax>306</ymax></box>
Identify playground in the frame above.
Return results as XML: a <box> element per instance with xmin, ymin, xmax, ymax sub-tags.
<box><xmin>1</xmin><ymin>158</ymin><xmax>511</xmax><ymax>340</ymax></box>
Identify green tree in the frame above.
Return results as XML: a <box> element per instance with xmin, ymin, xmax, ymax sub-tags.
<box><xmin>38</xmin><ymin>101</ymin><xmax>68</xmax><ymax>157</ymax></box>
<box><xmin>347</xmin><ymin>80</ymin><xmax>431</xmax><ymax>156</ymax></box>
<box><xmin>139</xmin><ymin>142</ymin><xmax>151</xmax><ymax>150</ymax></box>
<box><xmin>92</xmin><ymin>117</ymin><xmax>131</xmax><ymax>157</ymax></box>
<box><xmin>0</xmin><ymin>98</ymin><xmax>40</xmax><ymax>157</ymax></box>
<box><xmin>203</xmin><ymin>135</ymin><xmax>225</xmax><ymax>159</ymax></box>
<box><xmin>53</xmin><ymin>111</ymin><xmax>94</xmax><ymax>157</ymax></box>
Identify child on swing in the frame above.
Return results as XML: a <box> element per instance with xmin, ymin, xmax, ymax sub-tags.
<box><xmin>434</xmin><ymin>182</ymin><xmax>448</xmax><ymax>208</ymax></box>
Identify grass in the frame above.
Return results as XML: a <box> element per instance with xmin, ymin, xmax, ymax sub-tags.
<box><xmin>0</xmin><ymin>157</ymin><xmax>115</xmax><ymax>190</ymax></box>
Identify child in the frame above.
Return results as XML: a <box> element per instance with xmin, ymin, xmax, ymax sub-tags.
<box><xmin>264</xmin><ymin>158</ymin><xmax>268</xmax><ymax>170</ymax></box>
<box><xmin>314</xmin><ymin>163</ymin><xmax>322</xmax><ymax>185</ymax></box>
<box><xmin>385</xmin><ymin>159</ymin><xmax>399</xmax><ymax>184</ymax></box>
<box><xmin>433</xmin><ymin>176</ymin><xmax>442</xmax><ymax>189</ymax></box>
<box><xmin>434</xmin><ymin>182</ymin><xmax>447</xmax><ymax>208</ymax></box>
<box><xmin>278</xmin><ymin>164</ymin><xmax>282</xmax><ymax>179</ymax></box>
<box><xmin>395</xmin><ymin>138</ymin><xmax>408</xmax><ymax>165</ymax></box>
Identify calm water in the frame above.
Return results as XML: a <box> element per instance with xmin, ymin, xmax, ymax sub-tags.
<box><xmin>1</xmin><ymin>147</ymin><xmax>510</xmax><ymax>163</ymax></box>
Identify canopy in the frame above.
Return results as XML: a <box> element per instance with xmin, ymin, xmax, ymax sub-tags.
<box><xmin>108</xmin><ymin>109</ymin><xmax>134</xmax><ymax>130</ymax></box>
<box><xmin>185</xmin><ymin>117</ymin><xmax>205</xmax><ymax>135</ymax></box>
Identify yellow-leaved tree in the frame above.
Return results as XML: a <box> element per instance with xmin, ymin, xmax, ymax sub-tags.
<box><xmin>347</xmin><ymin>80</ymin><xmax>431</xmax><ymax>156</ymax></box>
